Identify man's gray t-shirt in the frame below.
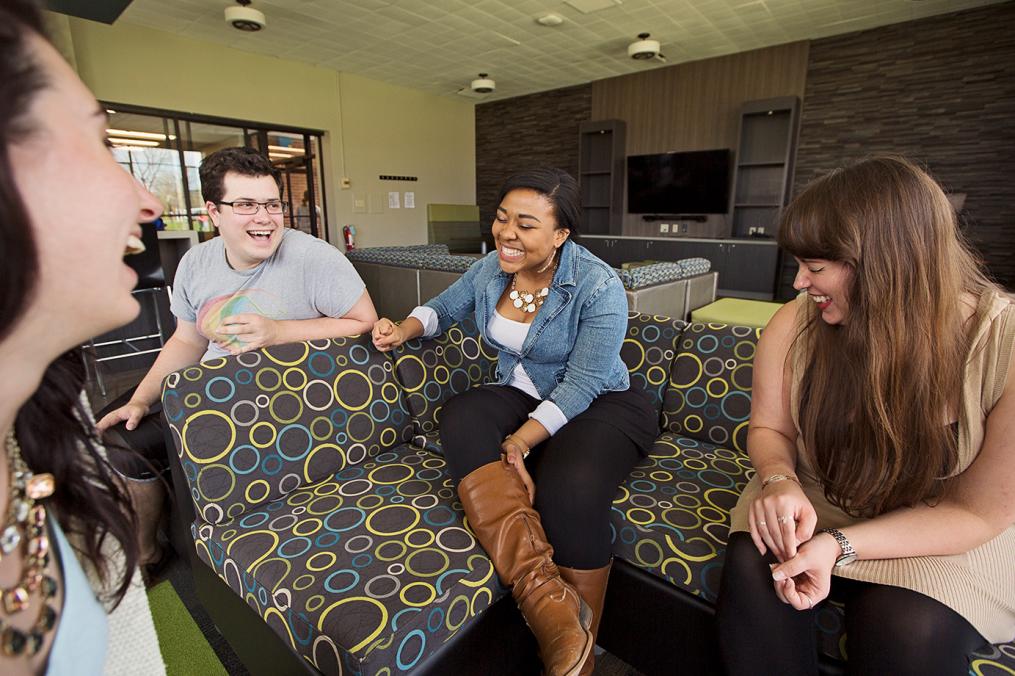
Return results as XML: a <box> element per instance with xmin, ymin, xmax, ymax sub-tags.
<box><xmin>170</xmin><ymin>229</ymin><xmax>365</xmax><ymax>361</ymax></box>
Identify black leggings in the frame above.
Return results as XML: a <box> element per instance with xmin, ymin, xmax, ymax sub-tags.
<box><xmin>716</xmin><ymin>532</ymin><xmax>988</xmax><ymax>676</ymax></box>
<box><xmin>439</xmin><ymin>385</ymin><xmax>651</xmax><ymax>569</ymax></box>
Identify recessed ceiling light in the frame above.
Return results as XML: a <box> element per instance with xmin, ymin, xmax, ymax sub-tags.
<box><xmin>536</xmin><ymin>14</ymin><xmax>564</xmax><ymax>27</ymax></box>
<box><xmin>108</xmin><ymin>138</ymin><xmax>160</xmax><ymax>147</ymax></box>
<box><xmin>106</xmin><ymin>128</ymin><xmax>176</xmax><ymax>141</ymax></box>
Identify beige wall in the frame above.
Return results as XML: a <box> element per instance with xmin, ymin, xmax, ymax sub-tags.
<box><xmin>336</xmin><ymin>73</ymin><xmax>476</xmax><ymax>248</ymax></box>
<box><xmin>61</xmin><ymin>17</ymin><xmax>475</xmax><ymax>247</ymax></box>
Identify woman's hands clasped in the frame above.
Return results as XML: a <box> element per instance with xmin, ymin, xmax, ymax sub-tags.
<box><xmin>748</xmin><ymin>478</ymin><xmax>817</xmax><ymax>561</ymax></box>
<box><xmin>372</xmin><ymin>318</ymin><xmax>407</xmax><ymax>352</ymax></box>
<box><xmin>770</xmin><ymin>533</ymin><xmax>839</xmax><ymax>611</ymax></box>
<box><xmin>749</xmin><ymin>477</ymin><xmax>835</xmax><ymax>611</ymax></box>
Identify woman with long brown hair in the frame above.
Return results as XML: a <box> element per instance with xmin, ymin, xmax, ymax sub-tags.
<box><xmin>1</xmin><ymin>0</ymin><xmax>164</xmax><ymax>672</ymax></box>
<box><xmin>716</xmin><ymin>156</ymin><xmax>1014</xmax><ymax>674</ymax></box>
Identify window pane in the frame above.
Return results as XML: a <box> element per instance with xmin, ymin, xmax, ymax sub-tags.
<box><xmin>107</xmin><ymin>111</ymin><xmax>188</xmax><ymax>229</ymax></box>
<box><xmin>179</xmin><ymin>122</ymin><xmax>249</xmax><ymax>232</ymax></box>
<box><xmin>102</xmin><ymin>105</ymin><xmax>326</xmax><ymax>241</ymax></box>
<box><xmin>268</xmin><ymin>131</ymin><xmax>325</xmax><ymax>239</ymax></box>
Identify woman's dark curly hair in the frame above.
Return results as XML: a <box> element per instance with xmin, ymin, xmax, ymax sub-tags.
<box><xmin>1</xmin><ymin>0</ymin><xmax>138</xmax><ymax>604</ymax></box>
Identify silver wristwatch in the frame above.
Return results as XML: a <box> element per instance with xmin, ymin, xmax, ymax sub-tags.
<box><xmin>818</xmin><ymin>527</ymin><xmax>857</xmax><ymax>567</ymax></box>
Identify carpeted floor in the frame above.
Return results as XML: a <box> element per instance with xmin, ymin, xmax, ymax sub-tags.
<box><xmin>148</xmin><ymin>580</ymin><xmax>227</xmax><ymax>676</ymax></box>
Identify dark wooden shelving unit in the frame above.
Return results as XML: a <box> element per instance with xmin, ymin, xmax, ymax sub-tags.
<box><xmin>728</xmin><ymin>97</ymin><xmax>800</xmax><ymax>239</ymax></box>
<box><xmin>578</xmin><ymin>119</ymin><xmax>626</xmax><ymax>236</ymax></box>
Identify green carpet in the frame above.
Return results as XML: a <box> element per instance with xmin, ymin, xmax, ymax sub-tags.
<box><xmin>147</xmin><ymin>580</ymin><xmax>227</xmax><ymax>676</ymax></box>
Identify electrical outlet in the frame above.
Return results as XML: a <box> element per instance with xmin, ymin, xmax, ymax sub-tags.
<box><xmin>659</xmin><ymin>223</ymin><xmax>670</xmax><ymax>233</ymax></box>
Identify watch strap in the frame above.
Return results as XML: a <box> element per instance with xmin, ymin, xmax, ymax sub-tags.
<box><xmin>819</xmin><ymin>527</ymin><xmax>857</xmax><ymax>566</ymax></box>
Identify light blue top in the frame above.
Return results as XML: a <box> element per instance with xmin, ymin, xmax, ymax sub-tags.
<box><xmin>46</xmin><ymin>516</ymin><xmax>108</xmax><ymax>674</ymax></box>
<box><xmin>422</xmin><ymin>238</ymin><xmax>630</xmax><ymax>422</ymax></box>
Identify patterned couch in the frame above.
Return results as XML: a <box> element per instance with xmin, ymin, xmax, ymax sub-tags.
<box><xmin>162</xmin><ymin>317</ymin><xmax>1015</xmax><ymax>676</ymax></box>
<box><xmin>347</xmin><ymin>244</ymin><xmax>717</xmax><ymax>322</ymax></box>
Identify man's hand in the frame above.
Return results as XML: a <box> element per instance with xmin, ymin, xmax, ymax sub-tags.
<box><xmin>372</xmin><ymin>318</ymin><xmax>406</xmax><ymax>352</ymax></box>
<box><xmin>216</xmin><ymin>313</ymin><xmax>280</xmax><ymax>353</ymax></box>
<box><xmin>96</xmin><ymin>401</ymin><xmax>150</xmax><ymax>432</ymax></box>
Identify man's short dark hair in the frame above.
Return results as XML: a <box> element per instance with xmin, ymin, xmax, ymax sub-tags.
<box><xmin>199</xmin><ymin>147</ymin><xmax>283</xmax><ymax>205</ymax></box>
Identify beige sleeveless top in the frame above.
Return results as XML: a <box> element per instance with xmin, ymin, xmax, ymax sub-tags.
<box><xmin>729</xmin><ymin>290</ymin><xmax>1015</xmax><ymax>644</ymax></box>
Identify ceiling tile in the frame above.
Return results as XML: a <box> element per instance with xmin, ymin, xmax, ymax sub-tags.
<box><xmin>112</xmin><ymin>0</ymin><xmax>1007</xmax><ymax>102</ymax></box>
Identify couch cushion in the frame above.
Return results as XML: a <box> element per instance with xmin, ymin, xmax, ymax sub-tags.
<box><xmin>609</xmin><ymin>432</ymin><xmax>854</xmax><ymax>662</ymax></box>
<box><xmin>621</xmin><ymin>313</ymin><xmax>687</xmax><ymax>422</ymax></box>
<box><xmin>612</xmin><ymin>433</ymin><xmax>1015</xmax><ymax>669</ymax></box>
<box><xmin>346</xmin><ymin>244</ymin><xmax>450</xmax><ymax>263</ymax></box>
<box><xmin>660</xmin><ymin>322</ymin><xmax>760</xmax><ymax>451</ymax></box>
<box><xmin>191</xmin><ymin>443</ymin><xmax>505</xmax><ymax>676</ymax></box>
<box><xmin>163</xmin><ymin>336</ymin><xmax>414</xmax><ymax>524</ymax></box>
<box><xmin>615</xmin><ymin>258</ymin><xmax>712</xmax><ymax>290</ymax></box>
<box><xmin>392</xmin><ymin>317</ymin><xmax>498</xmax><ymax>448</ymax></box>
<box><xmin>610</xmin><ymin>432</ymin><xmax>753</xmax><ymax>603</ymax></box>
<box><xmin>346</xmin><ymin>246</ymin><xmax>475</xmax><ymax>273</ymax></box>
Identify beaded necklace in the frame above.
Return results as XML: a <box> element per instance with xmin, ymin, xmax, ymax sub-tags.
<box><xmin>1</xmin><ymin>430</ymin><xmax>58</xmax><ymax>658</ymax></box>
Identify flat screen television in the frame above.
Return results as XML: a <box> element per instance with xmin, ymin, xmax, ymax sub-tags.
<box><xmin>627</xmin><ymin>149</ymin><xmax>732</xmax><ymax>215</ymax></box>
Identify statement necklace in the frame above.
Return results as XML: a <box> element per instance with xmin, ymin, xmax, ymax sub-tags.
<box><xmin>1</xmin><ymin>430</ymin><xmax>58</xmax><ymax>658</ymax></box>
<box><xmin>509</xmin><ymin>259</ymin><xmax>558</xmax><ymax>314</ymax></box>
<box><xmin>509</xmin><ymin>277</ymin><xmax>550</xmax><ymax>314</ymax></box>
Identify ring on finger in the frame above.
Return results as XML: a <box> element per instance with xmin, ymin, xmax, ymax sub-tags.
<box><xmin>803</xmin><ymin>593</ymin><xmax>813</xmax><ymax>609</ymax></box>
<box><xmin>777</xmin><ymin>515</ymin><xmax>792</xmax><ymax>524</ymax></box>
<box><xmin>758</xmin><ymin>520</ymin><xmax>767</xmax><ymax>527</ymax></box>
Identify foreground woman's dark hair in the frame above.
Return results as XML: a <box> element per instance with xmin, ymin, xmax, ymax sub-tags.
<box><xmin>1</xmin><ymin>0</ymin><xmax>138</xmax><ymax>604</ymax></box>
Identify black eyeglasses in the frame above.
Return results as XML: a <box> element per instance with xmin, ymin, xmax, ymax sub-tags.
<box><xmin>218</xmin><ymin>199</ymin><xmax>287</xmax><ymax>215</ymax></box>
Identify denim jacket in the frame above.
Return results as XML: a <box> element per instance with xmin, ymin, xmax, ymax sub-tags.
<box><xmin>424</xmin><ymin>238</ymin><xmax>630</xmax><ymax>421</ymax></box>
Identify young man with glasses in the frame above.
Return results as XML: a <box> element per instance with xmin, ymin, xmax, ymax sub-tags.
<box><xmin>96</xmin><ymin>146</ymin><xmax>376</xmax><ymax>568</ymax></box>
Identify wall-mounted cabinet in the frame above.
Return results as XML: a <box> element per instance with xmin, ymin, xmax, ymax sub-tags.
<box><xmin>729</xmin><ymin>97</ymin><xmax>800</xmax><ymax>239</ymax></box>
<box><xmin>578</xmin><ymin>119</ymin><xmax>626</xmax><ymax>235</ymax></box>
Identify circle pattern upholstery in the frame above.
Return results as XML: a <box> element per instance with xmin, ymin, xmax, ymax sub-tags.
<box><xmin>392</xmin><ymin>314</ymin><xmax>498</xmax><ymax>448</ymax></box>
<box><xmin>620</xmin><ymin>312</ymin><xmax>686</xmax><ymax>418</ymax></box>
<box><xmin>163</xmin><ymin>336</ymin><xmax>415</xmax><ymax>524</ymax></box>
<box><xmin>165</xmin><ymin>318</ymin><xmax>1015</xmax><ymax>673</ymax></box>
<box><xmin>661</xmin><ymin>322</ymin><xmax>762</xmax><ymax>451</ymax></box>
<box><xmin>192</xmin><ymin>444</ymin><xmax>504</xmax><ymax>676</ymax></box>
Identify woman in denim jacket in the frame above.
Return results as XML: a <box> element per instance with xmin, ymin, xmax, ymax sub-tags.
<box><xmin>373</xmin><ymin>169</ymin><xmax>655</xmax><ymax>676</ymax></box>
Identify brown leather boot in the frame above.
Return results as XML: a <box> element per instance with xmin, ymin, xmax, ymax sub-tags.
<box><xmin>458</xmin><ymin>460</ymin><xmax>593</xmax><ymax>676</ymax></box>
<box><xmin>559</xmin><ymin>562</ymin><xmax>612</xmax><ymax>676</ymax></box>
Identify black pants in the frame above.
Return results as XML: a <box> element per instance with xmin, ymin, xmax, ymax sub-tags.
<box><xmin>439</xmin><ymin>385</ymin><xmax>654</xmax><ymax>570</ymax></box>
<box><xmin>716</xmin><ymin>532</ymin><xmax>988</xmax><ymax>676</ymax></box>
<box><xmin>97</xmin><ymin>389</ymin><xmax>169</xmax><ymax>481</ymax></box>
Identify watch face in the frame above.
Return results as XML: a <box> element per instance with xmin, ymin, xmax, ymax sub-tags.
<box><xmin>835</xmin><ymin>553</ymin><xmax>858</xmax><ymax>567</ymax></box>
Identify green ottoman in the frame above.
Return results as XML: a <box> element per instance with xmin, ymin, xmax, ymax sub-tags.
<box><xmin>690</xmin><ymin>297</ymin><xmax>783</xmax><ymax>328</ymax></box>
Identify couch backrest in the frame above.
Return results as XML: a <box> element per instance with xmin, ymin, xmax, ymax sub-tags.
<box><xmin>162</xmin><ymin>336</ymin><xmax>414</xmax><ymax>524</ymax></box>
<box><xmin>391</xmin><ymin>315</ymin><xmax>498</xmax><ymax>441</ymax></box>
<box><xmin>394</xmin><ymin>313</ymin><xmax>686</xmax><ymax>443</ymax></box>
<box><xmin>622</xmin><ymin>312</ymin><xmax>688</xmax><ymax>423</ymax></box>
<box><xmin>660</xmin><ymin>322</ymin><xmax>761</xmax><ymax>453</ymax></box>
